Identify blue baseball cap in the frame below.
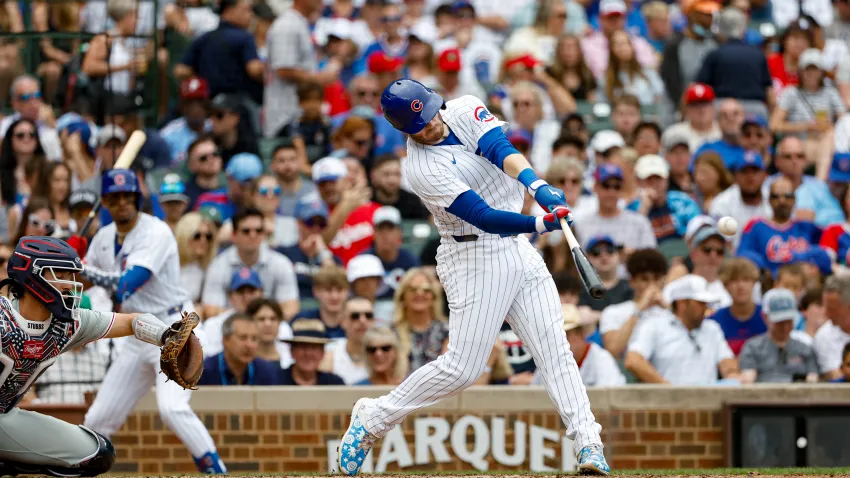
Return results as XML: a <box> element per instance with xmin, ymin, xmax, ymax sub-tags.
<box><xmin>790</xmin><ymin>246</ymin><xmax>833</xmax><ymax>277</ymax></box>
<box><xmin>734</xmin><ymin>150</ymin><xmax>766</xmax><ymax>172</ymax></box>
<box><xmin>451</xmin><ymin>1</ymin><xmax>474</xmax><ymax>11</ymax></box>
<box><xmin>159</xmin><ymin>173</ymin><xmax>189</xmax><ymax>203</ymax></box>
<box><xmin>62</xmin><ymin>120</ymin><xmax>96</xmax><ymax>157</ymax></box>
<box><xmin>507</xmin><ymin>129</ymin><xmax>533</xmax><ymax>147</ymax></box>
<box><xmin>230</xmin><ymin>267</ymin><xmax>262</xmax><ymax>291</ymax></box>
<box><xmin>742</xmin><ymin>114</ymin><xmax>768</xmax><ymax>129</ymax></box>
<box><xmin>829</xmin><ymin>153</ymin><xmax>850</xmax><ymax>182</ymax></box>
<box><xmin>762</xmin><ymin>288</ymin><xmax>798</xmax><ymax>323</ymax></box>
<box><xmin>295</xmin><ymin>199</ymin><xmax>329</xmax><ymax>222</ymax></box>
<box><xmin>586</xmin><ymin>235</ymin><xmax>617</xmax><ymax>251</ymax></box>
<box><xmin>226</xmin><ymin>153</ymin><xmax>263</xmax><ymax>182</ymax></box>
<box><xmin>594</xmin><ymin>164</ymin><xmax>623</xmax><ymax>183</ymax></box>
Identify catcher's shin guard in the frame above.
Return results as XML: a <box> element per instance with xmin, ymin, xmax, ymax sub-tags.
<box><xmin>0</xmin><ymin>426</ymin><xmax>116</xmax><ymax>477</ymax></box>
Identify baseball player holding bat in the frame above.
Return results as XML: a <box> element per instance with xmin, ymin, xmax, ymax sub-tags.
<box><xmin>0</xmin><ymin>236</ymin><xmax>203</xmax><ymax>477</ymax></box>
<box><xmin>65</xmin><ymin>169</ymin><xmax>226</xmax><ymax>474</ymax></box>
<box><xmin>336</xmin><ymin>79</ymin><xmax>609</xmax><ymax>476</ymax></box>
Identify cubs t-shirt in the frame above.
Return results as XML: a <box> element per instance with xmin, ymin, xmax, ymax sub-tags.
<box><xmin>709</xmin><ymin>305</ymin><xmax>766</xmax><ymax>356</ymax></box>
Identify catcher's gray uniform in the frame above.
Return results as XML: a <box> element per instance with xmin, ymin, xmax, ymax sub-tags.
<box><xmin>0</xmin><ymin>295</ymin><xmax>114</xmax><ymax>467</ymax></box>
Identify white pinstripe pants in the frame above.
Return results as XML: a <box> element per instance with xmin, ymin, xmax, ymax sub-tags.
<box><xmin>362</xmin><ymin>235</ymin><xmax>603</xmax><ymax>454</ymax></box>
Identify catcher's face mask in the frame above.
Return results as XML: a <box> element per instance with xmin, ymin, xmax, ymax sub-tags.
<box><xmin>40</xmin><ymin>266</ymin><xmax>83</xmax><ymax>314</ymax></box>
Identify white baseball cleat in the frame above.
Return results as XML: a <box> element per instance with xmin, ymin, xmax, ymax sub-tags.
<box><xmin>336</xmin><ymin>398</ymin><xmax>378</xmax><ymax>476</ymax></box>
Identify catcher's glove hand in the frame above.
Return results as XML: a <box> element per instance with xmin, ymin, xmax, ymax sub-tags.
<box><xmin>160</xmin><ymin>311</ymin><xmax>204</xmax><ymax>390</ymax></box>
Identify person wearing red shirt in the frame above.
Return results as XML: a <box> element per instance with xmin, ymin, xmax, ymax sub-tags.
<box><xmin>767</xmin><ymin>20</ymin><xmax>815</xmax><ymax>96</ymax></box>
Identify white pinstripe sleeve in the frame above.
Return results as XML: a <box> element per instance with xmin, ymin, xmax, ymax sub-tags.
<box><xmin>404</xmin><ymin>149</ymin><xmax>471</xmax><ymax>209</ymax></box>
<box><xmin>450</xmin><ymin>95</ymin><xmax>508</xmax><ymax>148</ymax></box>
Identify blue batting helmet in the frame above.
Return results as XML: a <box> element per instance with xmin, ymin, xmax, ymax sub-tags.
<box><xmin>5</xmin><ymin>236</ymin><xmax>84</xmax><ymax>321</ymax></box>
<box><xmin>380</xmin><ymin>79</ymin><xmax>444</xmax><ymax>135</ymax></box>
<box><xmin>101</xmin><ymin>169</ymin><xmax>142</xmax><ymax>208</ymax></box>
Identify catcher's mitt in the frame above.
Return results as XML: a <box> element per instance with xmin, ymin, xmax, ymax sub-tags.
<box><xmin>160</xmin><ymin>311</ymin><xmax>204</xmax><ymax>390</ymax></box>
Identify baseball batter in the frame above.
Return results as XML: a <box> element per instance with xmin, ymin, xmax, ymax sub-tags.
<box><xmin>0</xmin><ymin>236</ymin><xmax>200</xmax><ymax>476</ymax></box>
<box><xmin>336</xmin><ymin>79</ymin><xmax>609</xmax><ymax>476</ymax></box>
<box><xmin>68</xmin><ymin>169</ymin><xmax>225</xmax><ymax>474</ymax></box>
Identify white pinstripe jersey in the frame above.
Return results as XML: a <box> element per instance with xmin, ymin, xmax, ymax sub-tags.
<box><xmin>403</xmin><ymin>95</ymin><xmax>524</xmax><ymax>238</ymax></box>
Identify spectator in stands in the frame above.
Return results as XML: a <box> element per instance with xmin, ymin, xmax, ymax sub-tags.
<box><xmin>739</xmin><ymin>288</ymin><xmax>819</xmax><ymax>383</ymax></box>
<box><xmin>68</xmin><ymin>189</ymin><xmax>99</xmax><ymax>241</ymax></box>
<box><xmin>692</xmin><ymin>152</ymin><xmax>733</xmax><ymax>212</ymax></box>
<box><xmin>600</xmin><ymin>249</ymin><xmax>670</xmax><ymax>357</ymax></box>
<box><xmin>797</xmin><ymin>288</ymin><xmax>827</xmax><ymax>345</ymax></box>
<box><xmin>278</xmin><ymin>82</ymin><xmax>332</xmax><ymax>170</ymax></box>
<box><xmin>663</xmin><ymin>132</ymin><xmax>693</xmax><ymax>194</ymax></box>
<box><xmin>294</xmin><ymin>265</ymin><xmax>349</xmax><ymax>339</ymax></box>
<box><xmin>393</xmin><ymin>268</ymin><xmax>449</xmax><ymax>376</ymax></box>
<box><xmin>0</xmin><ymin>118</ymin><xmax>46</xmax><ymax>224</ymax></box>
<box><xmin>369</xmin><ymin>154</ymin><xmax>428</xmax><ymax>219</ymax></box>
<box><xmin>535</xmin><ymin>304</ymin><xmax>626</xmax><ymax>387</ymax></box>
<box><xmin>434</xmin><ymin>48</ymin><xmax>485</xmax><ymax>100</ymax></box>
<box><xmin>80</xmin><ymin>0</ymin><xmax>146</xmax><ymax>99</ymax></box>
<box><xmin>221</xmin><ymin>174</ymin><xmax>295</xmax><ymax>249</ymax></box>
<box><xmin>175</xmin><ymin>0</ymin><xmax>264</xmax><ymax>105</ymax></box>
<box><xmin>11</xmin><ymin>196</ymin><xmax>54</xmax><ymax>247</ymax></box>
<box><xmin>814</xmin><ymin>275</ymin><xmax>850</xmax><ymax>380</ymax></box>
<box><xmin>158</xmin><ymin>174</ymin><xmax>190</xmax><ymax>231</ymax></box>
<box><xmin>198</xmin><ymin>152</ymin><xmax>262</xmax><ymax>223</ymax></box>
<box><xmin>104</xmin><ymin>96</ymin><xmax>174</xmax><ymax>172</ymax></box>
<box><xmin>610</xmin><ymin>95</ymin><xmax>642</xmax><ymax>145</ymax></box>
<box><xmin>278</xmin><ymin>199</ymin><xmax>338</xmax><ymax>298</ymax></box>
<box><xmin>331</xmin><ymin>116</ymin><xmax>376</xmax><ymax>171</ymax></box>
<box><xmin>669</xmin><ymin>218</ymin><xmax>733</xmax><ymax>308</ymax></box>
<box><xmin>599</xmin><ymin>31</ymin><xmax>664</xmax><ymax>106</ymax></box>
<box><xmin>175</xmin><ymin>212</ymin><xmax>219</xmax><ymax>311</ymax></box>
<box><xmin>503</xmin><ymin>0</ymin><xmax>569</xmax><ymax>65</ymax></box>
<box><xmin>579</xmin><ymin>235</ymin><xmax>633</xmax><ymax>318</ymax></box>
<box><xmin>574</xmin><ymin>164</ymin><xmax>656</xmax><ymax>251</ymax></box>
<box><xmin>279</xmin><ymin>318</ymin><xmax>345</xmax><ymax>385</ymax></box>
<box><xmin>208</xmin><ymin>93</ymin><xmax>260</xmax><ymax>165</ymax></box>
<box><xmin>632</xmin><ymin>122</ymin><xmax>662</xmax><ymax>157</ymax></box>
<box><xmin>347</xmin><ymin>253</ymin><xmax>385</xmax><ymax>304</ymax></box>
<box><xmin>198</xmin><ymin>313</ymin><xmax>280</xmax><ymax>386</ymax></box>
<box><xmin>662</xmin><ymin>84</ymin><xmax>721</xmax><ymax>153</ymax></box>
<box><xmin>356</xmin><ymin>326</ymin><xmax>405</xmax><ymax>385</ymax></box>
<box><xmin>0</xmin><ymin>75</ymin><xmax>61</xmax><ymax>161</ymax></box>
<box><xmin>634</xmin><ymin>154</ymin><xmax>701</xmax><ymax>243</ymax></box>
<box><xmin>767</xmin><ymin>20</ymin><xmax>814</xmax><ymax>97</ymax></box>
<box><xmin>581</xmin><ymin>0</ymin><xmax>657</xmax><ymax>79</ymax></box>
<box><xmin>545</xmin><ymin>156</ymin><xmax>588</xmax><ymax>217</ymax></box>
<box><xmin>363</xmin><ymin>206</ymin><xmax>419</xmax><ymax>302</ymax></box>
<box><xmin>247</xmin><ymin>298</ymin><xmax>293</xmax><ymax>369</ymax></box>
<box><xmin>710</xmin><ymin>258</ymin><xmax>765</xmax><ymax>356</ymax></box>
<box><xmin>160</xmin><ymin>76</ymin><xmax>212</xmax><ymax>165</ymax></box>
<box><xmin>641</xmin><ymin>1</ymin><xmax>671</xmax><ymax>55</ymax></box>
<box><xmin>693</xmin><ymin>99</ymin><xmax>747</xmax><ymax>170</ymax></box>
<box><xmin>769</xmin><ymin>136</ymin><xmax>844</xmax><ymax>227</ymax></box>
<box><xmin>202</xmin><ymin>267</ymin><xmax>265</xmax><ymax>357</ymax></box>
<box><xmin>271</xmin><ymin>139</ymin><xmax>317</xmax><ymax>218</ymax></box>
<box><xmin>182</xmin><ymin>135</ymin><xmax>224</xmax><ymax>210</ymax></box>
<box><xmin>625</xmin><ymin>274</ymin><xmax>740</xmax><ymax>384</ymax></box>
<box><xmin>831</xmin><ymin>343</ymin><xmax>850</xmax><ymax>382</ymax></box>
<box><xmin>740</xmin><ymin>115</ymin><xmax>773</xmax><ymax>165</ymax></box>
<box><xmin>202</xmin><ymin>207</ymin><xmax>299</xmax><ymax>320</ymax></box>
<box><xmin>710</xmin><ymin>151</ymin><xmax>771</xmax><ymax>247</ymax></box>
<box><xmin>320</xmin><ymin>296</ymin><xmax>375</xmax><ymax>384</ymax></box>
<box><xmin>509</xmin><ymin>81</ymin><xmax>566</xmax><ymax>174</ymax></box>
<box><xmin>332</xmin><ymin>74</ymin><xmax>406</xmax><ymax>158</ymax></box>
<box><xmin>547</xmin><ymin>34</ymin><xmax>598</xmax><ymax>103</ymax></box>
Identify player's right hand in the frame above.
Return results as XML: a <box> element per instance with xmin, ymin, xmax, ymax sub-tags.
<box><xmin>66</xmin><ymin>235</ymin><xmax>88</xmax><ymax>259</ymax></box>
<box><xmin>535</xmin><ymin>206</ymin><xmax>572</xmax><ymax>233</ymax></box>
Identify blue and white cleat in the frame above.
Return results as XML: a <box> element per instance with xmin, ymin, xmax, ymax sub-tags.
<box><xmin>336</xmin><ymin>398</ymin><xmax>378</xmax><ymax>476</ymax></box>
<box><xmin>578</xmin><ymin>444</ymin><xmax>610</xmax><ymax>475</ymax></box>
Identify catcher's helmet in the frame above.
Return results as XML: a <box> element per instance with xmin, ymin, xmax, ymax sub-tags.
<box><xmin>380</xmin><ymin>78</ymin><xmax>444</xmax><ymax>135</ymax></box>
<box><xmin>5</xmin><ymin>236</ymin><xmax>84</xmax><ymax>320</ymax></box>
<box><xmin>101</xmin><ymin>168</ymin><xmax>142</xmax><ymax>209</ymax></box>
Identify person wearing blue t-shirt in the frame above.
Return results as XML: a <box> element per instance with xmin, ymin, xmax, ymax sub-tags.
<box><xmin>361</xmin><ymin>206</ymin><xmax>419</xmax><ymax>300</ymax></box>
<box><xmin>709</xmin><ymin>258</ymin><xmax>765</xmax><ymax>356</ymax></box>
<box><xmin>197</xmin><ymin>314</ymin><xmax>281</xmax><ymax>386</ymax></box>
<box><xmin>278</xmin><ymin>199</ymin><xmax>341</xmax><ymax>298</ymax></box>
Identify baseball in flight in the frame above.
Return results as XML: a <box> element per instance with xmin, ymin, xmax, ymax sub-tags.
<box><xmin>718</xmin><ymin>216</ymin><xmax>739</xmax><ymax>236</ymax></box>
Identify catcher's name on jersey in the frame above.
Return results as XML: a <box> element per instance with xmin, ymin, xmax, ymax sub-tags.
<box><xmin>402</xmin><ymin>95</ymin><xmax>525</xmax><ymax>239</ymax></box>
<box><xmin>0</xmin><ymin>296</ymin><xmax>114</xmax><ymax>413</ymax></box>
<box><xmin>86</xmin><ymin>212</ymin><xmax>189</xmax><ymax>315</ymax></box>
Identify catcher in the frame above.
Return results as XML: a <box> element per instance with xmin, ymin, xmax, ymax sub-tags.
<box><xmin>0</xmin><ymin>236</ymin><xmax>203</xmax><ymax>477</ymax></box>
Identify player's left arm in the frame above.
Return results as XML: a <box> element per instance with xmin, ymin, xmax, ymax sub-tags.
<box><xmin>80</xmin><ymin>264</ymin><xmax>153</xmax><ymax>305</ymax></box>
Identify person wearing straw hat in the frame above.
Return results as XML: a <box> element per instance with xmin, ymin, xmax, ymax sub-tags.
<box><xmin>533</xmin><ymin>304</ymin><xmax>625</xmax><ymax>387</ymax></box>
<box><xmin>279</xmin><ymin>318</ymin><xmax>345</xmax><ymax>386</ymax></box>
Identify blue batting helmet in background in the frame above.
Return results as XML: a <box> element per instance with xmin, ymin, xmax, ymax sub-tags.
<box><xmin>101</xmin><ymin>168</ymin><xmax>142</xmax><ymax>208</ymax></box>
<box><xmin>380</xmin><ymin>79</ymin><xmax>444</xmax><ymax>135</ymax></box>
<box><xmin>6</xmin><ymin>236</ymin><xmax>84</xmax><ymax>321</ymax></box>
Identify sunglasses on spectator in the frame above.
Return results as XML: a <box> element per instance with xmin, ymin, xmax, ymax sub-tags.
<box><xmin>240</xmin><ymin>227</ymin><xmax>265</xmax><ymax>236</ymax></box>
<box><xmin>601</xmin><ymin>181</ymin><xmax>622</xmax><ymax>190</ymax></box>
<box><xmin>304</xmin><ymin>218</ymin><xmax>327</xmax><ymax>229</ymax></box>
<box><xmin>769</xmin><ymin>193</ymin><xmax>795</xmax><ymax>200</ymax></box>
<box><xmin>589</xmin><ymin>245</ymin><xmax>616</xmax><ymax>257</ymax></box>
<box><xmin>381</xmin><ymin>14</ymin><xmax>403</xmax><ymax>22</ymax></box>
<box><xmin>780</xmin><ymin>152</ymin><xmax>805</xmax><ymax>160</ymax></box>
<box><xmin>366</xmin><ymin>344</ymin><xmax>394</xmax><ymax>354</ymax></box>
<box><xmin>513</xmin><ymin>100</ymin><xmax>533</xmax><ymax>109</ymax></box>
<box><xmin>557</xmin><ymin>177</ymin><xmax>581</xmax><ymax>186</ymax></box>
<box><xmin>193</xmin><ymin>232</ymin><xmax>214</xmax><ymax>241</ymax></box>
<box><xmin>356</xmin><ymin>90</ymin><xmax>379</xmax><ymax>98</ymax></box>
<box><xmin>198</xmin><ymin>150</ymin><xmax>221</xmax><ymax>162</ymax></box>
<box><xmin>17</xmin><ymin>91</ymin><xmax>41</xmax><ymax>101</ymax></box>
<box><xmin>29</xmin><ymin>215</ymin><xmax>55</xmax><ymax>230</ymax></box>
<box><xmin>258</xmin><ymin>186</ymin><xmax>281</xmax><ymax>197</ymax></box>
<box><xmin>408</xmin><ymin>285</ymin><xmax>433</xmax><ymax>295</ymax></box>
<box><xmin>700</xmin><ymin>246</ymin><xmax>725</xmax><ymax>257</ymax></box>
<box><xmin>14</xmin><ymin>131</ymin><xmax>35</xmax><ymax>140</ymax></box>
<box><xmin>350</xmin><ymin>311</ymin><xmax>374</xmax><ymax>321</ymax></box>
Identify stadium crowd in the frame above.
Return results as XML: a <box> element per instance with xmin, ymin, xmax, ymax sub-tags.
<box><xmin>1</xmin><ymin>0</ymin><xmax>850</xmax><ymax>403</ymax></box>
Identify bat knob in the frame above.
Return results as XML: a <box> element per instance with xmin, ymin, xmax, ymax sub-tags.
<box><xmin>590</xmin><ymin>286</ymin><xmax>606</xmax><ymax>299</ymax></box>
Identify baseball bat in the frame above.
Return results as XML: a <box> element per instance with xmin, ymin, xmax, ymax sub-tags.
<box><xmin>78</xmin><ymin>130</ymin><xmax>147</xmax><ymax>238</ymax></box>
<box><xmin>559</xmin><ymin>218</ymin><xmax>606</xmax><ymax>299</ymax></box>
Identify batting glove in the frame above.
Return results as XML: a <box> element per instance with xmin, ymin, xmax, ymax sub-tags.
<box><xmin>527</xmin><ymin>180</ymin><xmax>569</xmax><ymax>213</ymax></box>
<box><xmin>66</xmin><ymin>235</ymin><xmax>89</xmax><ymax>259</ymax></box>
<box><xmin>534</xmin><ymin>205</ymin><xmax>572</xmax><ymax>233</ymax></box>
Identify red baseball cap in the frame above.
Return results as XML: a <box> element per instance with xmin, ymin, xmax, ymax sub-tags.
<box><xmin>367</xmin><ymin>52</ymin><xmax>404</xmax><ymax>74</ymax></box>
<box><xmin>180</xmin><ymin>76</ymin><xmax>210</xmax><ymax>101</ymax></box>
<box><xmin>684</xmin><ymin>83</ymin><xmax>715</xmax><ymax>105</ymax></box>
<box><xmin>437</xmin><ymin>48</ymin><xmax>462</xmax><ymax>72</ymax></box>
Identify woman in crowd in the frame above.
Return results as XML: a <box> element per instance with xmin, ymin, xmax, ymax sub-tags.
<box><xmin>767</xmin><ymin>20</ymin><xmax>814</xmax><ymax>96</ymax></box>
<box><xmin>33</xmin><ymin>161</ymin><xmax>73</xmax><ymax>236</ymax></box>
<box><xmin>331</xmin><ymin>116</ymin><xmax>375</xmax><ymax>171</ymax></box>
<box><xmin>12</xmin><ymin>196</ymin><xmax>54</xmax><ymax>246</ymax></box>
<box><xmin>509</xmin><ymin>81</ymin><xmax>562</xmax><ymax>173</ymax></box>
<box><xmin>504</xmin><ymin>0</ymin><xmax>570</xmax><ymax>64</ymax></box>
<box><xmin>490</xmin><ymin>51</ymin><xmax>574</xmax><ymax>123</ymax></box>
<box><xmin>693</xmin><ymin>151</ymin><xmax>733</xmax><ymax>212</ymax></box>
<box><xmin>174</xmin><ymin>212</ymin><xmax>219</xmax><ymax>313</ymax></box>
<box><xmin>392</xmin><ymin>268</ymin><xmax>449</xmax><ymax>376</ymax></box>
<box><xmin>1</xmin><ymin>119</ymin><xmax>47</xmax><ymax>236</ymax></box>
<box><xmin>33</xmin><ymin>0</ymin><xmax>81</xmax><ymax>102</ymax></box>
<box><xmin>770</xmin><ymin>48</ymin><xmax>846</xmax><ymax>180</ymax></box>
<box><xmin>405</xmin><ymin>38</ymin><xmax>436</xmax><ymax>85</ymax></box>
<box><xmin>548</xmin><ymin>35</ymin><xmax>598</xmax><ymax>102</ymax></box>
<box><xmin>355</xmin><ymin>326</ymin><xmax>405</xmax><ymax>386</ymax></box>
<box><xmin>246</xmin><ymin>298</ymin><xmax>293</xmax><ymax>368</ymax></box>
<box><xmin>599</xmin><ymin>31</ymin><xmax>664</xmax><ymax>106</ymax></box>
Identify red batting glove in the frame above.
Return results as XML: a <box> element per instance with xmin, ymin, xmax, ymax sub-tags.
<box><xmin>66</xmin><ymin>235</ymin><xmax>89</xmax><ymax>259</ymax></box>
<box><xmin>542</xmin><ymin>205</ymin><xmax>572</xmax><ymax>224</ymax></box>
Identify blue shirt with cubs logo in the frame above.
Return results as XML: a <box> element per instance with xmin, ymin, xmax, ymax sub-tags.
<box><xmin>737</xmin><ymin>218</ymin><xmax>822</xmax><ymax>275</ymax></box>
<box><xmin>709</xmin><ymin>305</ymin><xmax>766</xmax><ymax>356</ymax></box>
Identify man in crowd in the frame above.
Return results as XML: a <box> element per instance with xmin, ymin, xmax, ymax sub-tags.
<box><xmin>202</xmin><ymin>267</ymin><xmax>265</xmax><ymax>357</ymax></box>
<box><xmin>663</xmin><ymin>132</ymin><xmax>693</xmax><ymax>192</ymax></box>
<box><xmin>578</xmin><ymin>235</ymin><xmax>633</xmax><ymax>318</ymax></box>
<box><xmin>634</xmin><ymin>154</ymin><xmax>701</xmax><ymax>243</ymax></box>
<box><xmin>319</xmin><ymin>296</ymin><xmax>376</xmax><ymax>385</ymax></box>
<box><xmin>279</xmin><ymin>319</ymin><xmax>346</xmax><ymax>386</ymax></box>
<box><xmin>160</xmin><ymin>76</ymin><xmax>212</xmax><ymax>164</ymax></box>
<box><xmin>158</xmin><ymin>173</ymin><xmax>191</xmax><ymax>231</ymax></box>
<box><xmin>625</xmin><ymin>274</ymin><xmax>740</xmax><ymax>384</ymax></box>
<box><xmin>0</xmin><ymin>74</ymin><xmax>61</xmax><ymax>160</ymax></box>
<box><xmin>196</xmin><ymin>152</ymin><xmax>263</xmax><ymax>221</ymax></box>
<box><xmin>346</xmin><ymin>255</ymin><xmax>386</xmax><ymax>311</ymax></box>
<box><xmin>668</xmin><ymin>219</ymin><xmax>732</xmax><ymax>308</ymax></box>
<box><xmin>814</xmin><ymin>275</ymin><xmax>850</xmax><ymax>380</ymax></box>
<box><xmin>292</xmin><ymin>265</ymin><xmax>350</xmax><ymax>339</ymax></box>
<box><xmin>331</xmin><ymin>74</ymin><xmax>405</xmax><ymax>158</ymax></box>
<box><xmin>661</xmin><ymin>84</ymin><xmax>720</xmax><ymax>153</ymax></box>
<box><xmin>278</xmin><ymin>199</ymin><xmax>339</xmax><ymax>298</ymax></box>
<box><xmin>208</xmin><ymin>93</ymin><xmax>260</xmax><ymax>165</ymax></box>
<box><xmin>362</xmin><ymin>206</ymin><xmax>419</xmax><ymax>301</ymax></box>
<box><xmin>198</xmin><ymin>314</ymin><xmax>280</xmax><ymax>386</ymax></box>
<box><xmin>369</xmin><ymin>154</ymin><xmax>429</xmax><ymax>219</ymax></box>
<box><xmin>709</xmin><ymin>258</ymin><xmax>765</xmax><ymax>355</ymax></box>
<box><xmin>270</xmin><ymin>139</ymin><xmax>317</xmax><ymax>217</ymax></box>
<box><xmin>182</xmin><ymin>135</ymin><xmax>225</xmax><ymax>210</ymax></box>
<box><xmin>692</xmin><ymin>99</ymin><xmax>747</xmax><ymax>170</ymax></box>
<box><xmin>710</xmin><ymin>151</ymin><xmax>771</xmax><ymax>247</ymax></box>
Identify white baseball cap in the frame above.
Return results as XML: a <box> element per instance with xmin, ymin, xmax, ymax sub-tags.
<box><xmin>635</xmin><ymin>154</ymin><xmax>670</xmax><ymax>179</ymax></box>
<box><xmin>312</xmin><ymin>156</ymin><xmax>348</xmax><ymax>183</ymax></box>
<box><xmin>600</xmin><ymin>0</ymin><xmax>627</xmax><ymax>16</ymax></box>
<box><xmin>762</xmin><ymin>288</ymin><xmax>798</xmax><ymax>323</ymax></box>
<box><xmin>590</xmin><ymin>130</ymin><xmax>625</xmax><ymax>154</ymax></box>
<box><xmin>799</xmin><ymin>48</ymin><xmax>824</xmax><ymax>70</ymax></box>
<box><xmin>346</xmin><ymin>254</ymin><xmax>385</xmax><ymax>282</ymax></box>
<box><xmin>373</xmin><ymin>206</ymin><xmax>402</xmax><ymax>226</ymax></box>
<box><xmin>684</xmin><ymin>215</ymin><xmax>718</xmax><ymax>244</ymax></box>
<box><xmin>664</xmin><ymin>274</ymin><xmax>717</xmax><ymax>304</ymax></box>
